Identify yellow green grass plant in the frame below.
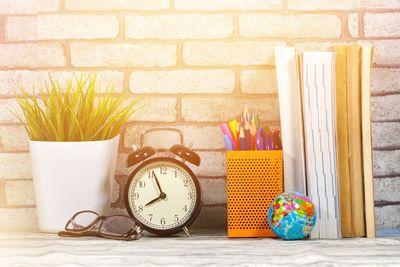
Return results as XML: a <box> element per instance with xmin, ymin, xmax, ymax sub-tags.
<box><xmin>13</xmin><ymin>73</ymin><xmax>141</xmax><ymax>141</ymax></box>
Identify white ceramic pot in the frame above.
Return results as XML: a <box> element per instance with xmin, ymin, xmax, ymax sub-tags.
<box><xmin>29</xmin><ymin>135</ymin><xmax>120</xmax><ymax>233</ymax></box>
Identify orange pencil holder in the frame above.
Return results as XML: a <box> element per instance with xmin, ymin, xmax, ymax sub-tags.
<box><xmin>226</xmin><ymin>150</ymin><xmax>283</xmax><ymax>238</ymax></box>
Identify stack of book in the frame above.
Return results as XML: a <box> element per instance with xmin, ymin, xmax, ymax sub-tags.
<box><xmin>274</xmin><ymin>44</ymin><xmax>375</xmax><ymax>239</ymax></box>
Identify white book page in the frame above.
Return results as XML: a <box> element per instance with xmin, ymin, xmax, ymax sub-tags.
<box><xmin>274</xmin><ymin>47</ymin><xmax>307</xmax><ymax>193</ymax></box>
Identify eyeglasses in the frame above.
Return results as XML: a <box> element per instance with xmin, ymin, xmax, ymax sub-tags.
<box><xmin>58</xmin><ymin>210</ymin><xmax>143</xmax><ymax>241</ymax></box>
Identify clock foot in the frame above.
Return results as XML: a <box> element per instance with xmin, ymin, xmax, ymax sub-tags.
<box><xmin>183</xmin><ymin>227</ymin><xmax>191</xmax><ymax>237</ymax></box>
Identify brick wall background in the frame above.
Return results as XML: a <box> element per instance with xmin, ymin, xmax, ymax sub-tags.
<box><xmin>0</xmin><ymin>0</ymin><xmax>399</xmax><ymax>231</ymax></box>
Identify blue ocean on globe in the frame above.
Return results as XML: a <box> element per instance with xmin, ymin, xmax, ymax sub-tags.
<box><xmin>268</xmin><ymin>192</ymin><xmax>316</xmax><ymax>240</ymax></box>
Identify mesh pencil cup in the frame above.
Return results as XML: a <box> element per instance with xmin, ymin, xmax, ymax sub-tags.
<box><xmin>226</xmin><ymin>150</ymin><xmax>283</xmax><ymax>238</ymax></box>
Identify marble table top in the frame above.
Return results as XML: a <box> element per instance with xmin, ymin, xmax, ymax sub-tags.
<box><xmin>1</xmin><ymin>229</ymin><xmax>400</xmax><ymax>266</ymax></box>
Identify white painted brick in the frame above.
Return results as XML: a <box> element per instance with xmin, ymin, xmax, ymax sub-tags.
<box><xmin>181</xmin><ymin>97</ymin><xmax>279</xmax><ymax>122</ymax></box>
<box><xmin>0</xmin><ymin>70</ymin><xmax>124</xmax><ymax>95</ymax></box>
<box><xmin>0</xmin><ymin>0</ymin><xmax>59</xmax><ymax>14</ymax></box>
<box><xmin>183</xmin><ymin>41</ymin><xmax>285</xmax><ymax>66</ymax></box>
<box><xmin>0</xmin><ymin>99</ymin><xmax>22</xmax><ymax>124</ymax></box>
<box><xmin>129</xmin><ymin>70</ymin><xmax>235</xmax><ymax>94</ymax></box>
<box><xmin>373</xmin><ymin>150</ymin><xmax>400</xmax><ymax>177</ymax></box>
<box><xmin>0</xmin><ymin>44</ymin><xmax>65</xmax><ymax>68</ymax></box>
<box><xmin>125</xmin><ymin>15</ymin><xmax>233</xmax><ymax>40</ymax></box>
<box><xmin>376</xmin><ymin>118</ymin><xmax>400</xmax><ymax>147</ymax></box>
<box><xmin>287</xmin><ymin>0</ymin><xmax>360</xmax><ymax>10</ymax></box>
<box><xmin>0</xmin><ymin>153</ymin><xmax>32</xmax><ymax>179</ymax></box>
<box><xmin>371</xmin><ymin>68</ymin><xmax>400</xmax><ymax>94</ymax></box>
<box><xmin>367</xmin><ymin>40</ymin><xmax>400</xmax><ymax>66</ymax></box>
<box><xmin>129</xmin><ymin>97</ymin><xmax>177</xmax><ymax>122</ymax></box>
<box><xmin>191</xmin><ymin>206</ymin><xmax>227</xmax><ymax>228</ymax></box>
<box><xmin>66</xmin><ymin>0</ymin><xmax>169</xmax><ymax>11</ymax></box>
<box><xmin>5</xmin><ymin>16</ymin><xmax>37</xmax><ymax>41</ymax></box>
<box><xmin>371</xmin><ymin>95</ymin><xmax>400</xmax><ymax>122</ymax></box>
<box><xmin>375</xmin><ymin>205</ymin><xmax>400</xmax><ymax>228</ymax></box>
<box><xmin>0</xmin><ymin>125</ymin><xmax>29</xmax><ymax>151</ymax></box>
<box><xmin>5</xmin><ymin>180</ymin><xmax>35</xmax><ymax>205</ymax></box>
<box><xmin>0</xmin><ymin>208</ymin><xmax>38</xmax><ymax>231</ymax></box>
<box><xmin>175</xmin><ymin>0</ymin><xmax>282</xmax><ymax>10</ymax></box>
<box><xmin>199</xmin><ymin>179</ymin><xmax>226</xmax><ymax>205</ymax></box>
<box><xmin>239</xmin><ymin>14</ymin><xmax>341</xmax><ymax>38</ymax></box>
<box><xmin>116</xmin><ymin>153</ymin><xmax>131</xmax><ymax>176</ymax></box>
<box><xmin>71</xmin><ymin>43</ymin><xmax>177</xmax><ymax>67</ymax></box>
<box><xmin>348</xmin><ymin>13</ymin><xmax>359</xmax><ymax>37</ymax></box>
<box><xmin>364</xmin><ymin>13</ymin><xmax>400</xmax><ymax>37</ymax></box>
<box><xmin>124</xmin><ymin>125</ymin><xmax>225</xmax><ymax>150</ymax></box>
<box><xmin>240</xmin><ymin>70</ymin><xmax>277</xmax><ymax>94</ymax></box>
<box><xmin>362</xmin><ymin>0</ymin><xmax>400</xmax><ymax>9</ymax></box>
<box><xmin>372</xmin><ymin>122</ymin><xmax>400</xmax><ymax>149</ymax></box>
<box><xmin>374</xmin><ymin>178</ymin><xmax>400</xmax><ymax>202</ymax></box>
<box><xmin>6</xmin><ymin>15</ymin><xmax>119</xmax><ymax>40</ymax></box>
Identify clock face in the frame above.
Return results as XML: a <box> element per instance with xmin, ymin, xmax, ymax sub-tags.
<box><xmin>125</xmin><ymin>157</ymin><xmax>200</xmax><ymax>235</ymax></box>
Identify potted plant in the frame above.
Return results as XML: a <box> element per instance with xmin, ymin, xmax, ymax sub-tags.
<box><xmin>13</xmin><ymin>74</ymin><xmax>140</xmax><ymax>233</ymax></box>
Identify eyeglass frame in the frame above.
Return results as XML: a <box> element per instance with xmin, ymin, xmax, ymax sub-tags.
<box><xmin>58</xmin><ymin>210</ymin><xmax>143</xmax><ymax>241</ymax></box>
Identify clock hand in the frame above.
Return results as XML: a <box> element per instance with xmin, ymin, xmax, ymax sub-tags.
<box><xmin>145</xmin><ymin>196</ymin><xmax>162</xmax><ymax>207</ymax></box>
<box><xmin>153</xmin><ymin>173</ymin><xmax>165</xmax><ymax>195</ymax></box>
<box><xmin>145</xmin><ymin>192</ymin><xmax>166</xmax><ymax>207</ymax></box>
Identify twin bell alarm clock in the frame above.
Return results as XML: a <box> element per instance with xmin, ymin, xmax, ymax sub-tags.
<box><xmin>124</xmin><ymin>128</ymin><xmax>201</xmax><ymax>237</ymax></box>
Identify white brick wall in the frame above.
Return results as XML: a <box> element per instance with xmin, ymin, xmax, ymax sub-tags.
<box><xmin>125</xmin><ymin>15</ymin><xmax>234</xmax><ymax>40</ymax></box>
<box><xmin>129</xmin><ymin>70</ymin><xmax>235</xmax><ymax>94</ymax></box>
<box><xmin>0</xmin><ymin>0</ymin><xmax>399</xmax><ymax>231</ymax></box>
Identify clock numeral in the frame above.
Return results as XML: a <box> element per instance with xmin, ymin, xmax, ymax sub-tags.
<box><xmin>160</xmin><ymin>167</ymin><xmax>167</xmax><ymax>175</ymax></box>
<box><xmin>138</xmin><ymin>205</ymin><xmax>143</xmax><ymax>212</ymax></box>
<box><xmin>175</xmin><ymin>170</ymin><xmax>177</xmax><ymax>178</ymax></box>
<box><xmin>183</xmin><ymin>179</ymin><xmax>189</xmax><ymax>187</ymax></box>
<box><xmin>160</xmin><ymin>218</ymin><xmax>166</xmax><ymax>225</ymax></box>
<box><xmin>148</xmin><ymin>171</ymin><xmax>156</xmax><ymax>179</ymax></box>
<box><xmin>174</xmin><ymin>215</ymin><xmax>179</xmax><ymax>222</ymax></box>
<box><xmin>148</xmin><ymin>214</ymin><xmax>153</xmax><ymax>221</ymax></box>
<box><xmin>139</xmin><ymin>181</ymin><xmax>146</xmax><ymax>188</ymax></box>
<box><xmin>134</xmin><ymin>192</ymin><xmax>139</xmax><ymax>200</ymax></box>
<box><xmin>183</xmin><ymin>205</ymin><xmax>188</xmax><ymax>212</ymax></box>
<box><xmin>188</xmin><ymin>192</ymin><xmax>193</xmax><ymax>200</ymax></box>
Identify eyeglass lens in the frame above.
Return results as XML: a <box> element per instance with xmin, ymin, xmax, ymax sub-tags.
<box><xmin>67</xmin><ymin>211</ymin><xmax>98</xmax><ymax>230</ymax></box>
<box><xmin>100</xmin><ymin>216</ymin><xmax>138</xmax><ymax>236</ymax></box>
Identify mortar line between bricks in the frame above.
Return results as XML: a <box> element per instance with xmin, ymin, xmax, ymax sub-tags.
<box><xmin>2</xmin><ymin>9</ymin><xmax>400</xmax><ymax>16</ymax></box>
<box><xmin>0</xmin><ymin>37</ymin><xmax>365</xmax><ymax>43</ymax></box>
<box><xmin>0</xmin><ymin>204</ymin><xmax>36</xmax><ymax>208</ymax></box>
<box><xmin>375</xmin><ymin>201</ymin><xmax>400</xmax><ymax>207</ymax></box>
<box><xmin>8</xmin><ymin>10</ymin><xmax>368</xmax><ymax>16</ymax></box>
<box><xmin>372</xmin><ymin>119</ymin><xmax>400</xmax><ymax>123</ymax></box>
<box><xmin>371</xmin><ymin>91</ymin><xmax>400</xmax><ymax>97</ymax></box>
<box><xmin>374</xmin><ymin>173</ymin><xmax>400</xmax><ymax>178</ymax></box>
<box><xmin>0</xmin><ymin>66</ymin><xmax>278</xmax><ymax>72</ymax></box>
<box><xmin>374</xmin><ymin>175</ymin><xmax>400</xmax><ymax>179</ymax></box>
<box><xmin>373</xmin><ymin>146</ymin><xmax>400</xmax><ymax>151</ymax></box>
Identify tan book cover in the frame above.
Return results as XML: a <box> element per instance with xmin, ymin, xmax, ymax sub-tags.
<box><xmin>361</xmin><ymin>45</ymin><xmax>376</xmax><ymax>238</ymax></box>
<box><xmin>347</xmin><ymin>44</ymin><xmax>366</xmax><ymax>237</ymax></box>
<box><xmin>334</xmin><ymin>46</ymin><xmax>354</xmax><ymax>237</ymax></box>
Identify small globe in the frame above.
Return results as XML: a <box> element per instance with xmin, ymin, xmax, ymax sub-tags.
<box><xmin>268</xmin><ymin>192</ymin><xmax>316</xmax><ymax>240</ymax></box>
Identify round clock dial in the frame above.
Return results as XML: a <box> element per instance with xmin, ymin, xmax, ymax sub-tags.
<box><xmin>125</xmin><ymin>157</ymin><xmax>201</xmax><ymax>235</ymax></box>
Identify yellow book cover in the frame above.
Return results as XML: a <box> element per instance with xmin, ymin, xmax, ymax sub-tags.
<box><xmin>334</xmin><ymin>46</ymin><xmax>354</xmax><ymax>238</ymax></box>
<box><xmin>361</xmin><ymin>45</ymin><xmax>376</xmax><ymax>238</ymax></box>
<box><xmin>347</xmin><ymin>44</ymin><xmax>366</xmax><ymax>237</ymax></box>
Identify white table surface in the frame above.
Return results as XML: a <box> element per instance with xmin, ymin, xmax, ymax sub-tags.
<box><xmin>1</xmin><ymin>229</ymin><xmax>400</xmax><ymax>266</ymax></box>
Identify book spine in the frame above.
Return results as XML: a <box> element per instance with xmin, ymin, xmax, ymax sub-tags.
<box><xmin>361</xmin><ymin>45</ymin><xmax>376</xmax><ymax>238</ymax></box>
<box><xmin>334</xmin><ymin>46</ymin><xmax>354</xmax><ymax>238</ymax></box>
<box><xmin>347</xmin><ymin>45</ymin><xmax>366</xmax><ymax>237</ymax></box>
